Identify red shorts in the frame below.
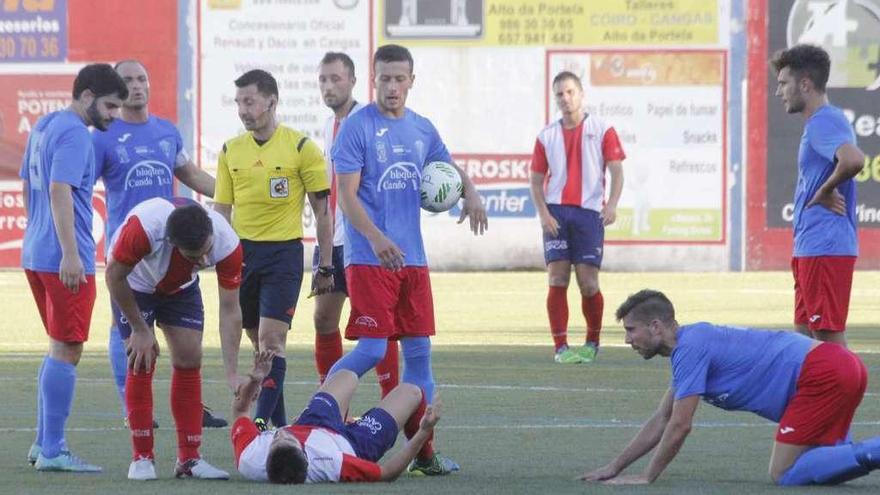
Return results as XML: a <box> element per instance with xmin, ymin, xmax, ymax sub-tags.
<box><xmin>25</xmin><ymin>270</ymin><xmax>96</xmax><ymax>343</ymax></box>
<box><xmin>344</xmin><ymin>265</ymin><xmax>435</xmax><ymax>340</ymax></box>
<box><xmin>791</xmin><ymin>256</ymin><xmax>855</xmax><ymax>332</ymax></box>
<box><xmin>776</xmin><ymin>342</ymin><xmax>867</xmax><ymax>445</ymax></box>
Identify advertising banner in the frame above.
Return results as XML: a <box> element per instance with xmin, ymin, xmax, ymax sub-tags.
<box><xmin>0</xmin><ymin>0</ymin><xmax>67</xmax><ymax>62</ymax></box>
<box><xmin>747</xmin><ymin>0</ymin><xmax>880</xmax><ymax>268</ymax></box>
<box><xmin>548</xmin><ymin>50</ymin><xmax>727</xmax><ymax>243</ymax></box>
<box><xmin>378</xmin><ymin>0</ymin><xmax>722</xmax><ymax>47</ymax></box>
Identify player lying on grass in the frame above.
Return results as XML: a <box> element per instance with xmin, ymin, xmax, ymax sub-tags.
<box><xmin>581</xmin><ymin>289</ymin><xmax>880</xmax><ymax>486</ymax></box>
<box><xmin>231</xmin><ymin>351</ymin><xmax>440</xmax><ymax>483</ymax></box>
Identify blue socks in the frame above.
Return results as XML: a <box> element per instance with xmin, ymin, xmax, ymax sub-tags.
<box><xmin>34</xmin><ymin>356</ymin><xmax>47</xmax><ymax>448</ymax></box>
<box><xmin>108</xmin><ymin>326</ymin><xmax>128</xmax><ymax>416</ymax></box>
<box><xmin>328</xmin><ymin>337</ymin><xmax>388</xmax><ymax>378</ymax></box>
<box><xmin>255</xmin><ymin>356</ymin><xmax>286</xmax><ymax>426</ymax></box>
<box><xmin>327</xmin><ymin>336</ymin><xmax>434</xmax><ymax>404</ymax></box>
<box><xmin>778</xmin><ymin>437</ymin><xmax>880</xmax><ymax>486</ymax></box>
<box><xmin>40</xmin><ymin>357</ymin><xmax>76</xmax><ymax>458</ymax></box>
<box><xmin>401</xmin><ymin>337</ymin><xmax>434</xmax><ymax>404</ymax></box>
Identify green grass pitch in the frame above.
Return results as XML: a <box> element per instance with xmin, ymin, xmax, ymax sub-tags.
<box><xmin>1</xmin><ymin>270</ymin><xmax>879</xmax><ymax>494</ymax></box>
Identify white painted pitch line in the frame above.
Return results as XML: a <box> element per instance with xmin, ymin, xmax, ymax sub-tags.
<box><xmin>4</xmin><ymin>420</ymin><xmax>880</xmax><ymax>434</ymax></box>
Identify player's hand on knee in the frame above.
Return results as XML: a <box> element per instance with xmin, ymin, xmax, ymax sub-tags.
<box><xmin>127</xmin><ymin>328</ymin><xmax>158</xmax><ymax>374</ymax></box>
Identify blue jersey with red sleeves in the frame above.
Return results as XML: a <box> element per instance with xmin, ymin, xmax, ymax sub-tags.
<box><xmin>671</xmin><ymin>323</ymin><xmax>814</xmax><ymax>422</ymax></box>
<box><xmin>93</xmin><ymin>116</ymin><xmax>187</xmax><ymax>244</ymax></box>
<box><xmin>332</xmin><ymin>103</ymin><xmax>452</xmax><ymax>267</ymax></box>
<box><xmin>19</xmin><ymin>110</ymin><xmax>96</xmax><ymax>274</ymax></box>
<box><xmin>793</xmin><ymin>104</ymin><xmax>858</xmax><ymax>257</ymax></box>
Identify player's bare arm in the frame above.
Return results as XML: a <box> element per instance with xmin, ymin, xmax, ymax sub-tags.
<box><xmin>379</xmin><ymin>396</ymin><xmax>442</xmax><ymax>481</ymax></box>
<box><xmin>636</xmin><ymin>394</ymin><xmax>698</xmax><ymax>483</ymax></box>
<box><xmin>528</xmin><ymin>171</ymin><xmax>559</xmax><ymax>237</ymax></box>
<box><xmin>581</xmin><ymin>387</ymin><xmax>675</xmax><ymax>482</ymax></box>
<box><xmin>49</xmin><ymin>182</ymin><xmax>86</xmax><ymax>292</ymax></box>
<box><xmin>175</xmin><ymin>162</ymin><xmax>216</xmax><ymax>198</ymax></box>
<box><xmin>214</xmin><ymin>203</ymin><xmax>233</xmax><ymax>224</ymax></box>
<box><xmin>451</xmin><ymin>163</ymin><xmax>488</xmax><ymax>235</ymax></box>
<box><xmin>231</xmin><ymin>350</ymin><xmax>275</xmax><ymax>419</ymax></box>
<box><xmin>807</xmin><ymin>143</ymin><xmax>866</xmax><ymax>215</ymax></box>
<box><xmin>105</xmin><ymin>258</ymin><xmax>159</xmax><ymax>373</ymax></box>
<box><xmin>218</xmin><ymin>286</ymin><xmax>244</xmax><ymax>391</ymax></box>
<box><xmin>602</xmin><ymin>160</ymin><xmax>624</xmax><ymax>226</ymax></box>
<box><xmin>307</xmin><ymin>190</ymin><xmax>335</xmax><ymax>294</ymax></box>
<box><xmin>337</xmin><ymin>171</ymin><xmax>405</xmax><ymax>271</ymax></box>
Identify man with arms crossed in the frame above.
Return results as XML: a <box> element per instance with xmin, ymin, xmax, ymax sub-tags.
<box><xmin>106</xmin><ymin>198</ymin><xmax>242</xmax><ymax>480</ymax></box>
<box><xmin>313</xmin><ymin>51</ymin><xmax>400</xmax><ymax>394</ymax></box>
<box><xmin>231</xmin><ymin>352</ymin><xmax>441</xmax><ymax>484</ymax></box>
<box><xmin>22</xmin><ymin>64</ymin><xmax>127</xmax><ymax>472</ymax></box>
<box><xmin>214</xmin><ymin>69</ymin><xmax>334</xmax><ymax>429</ymax></box>
<box><xmin>772</xmin><ymin>44</ymin><xmax>865</xmax><ymax>346</ymax></box>
<box><xmin>329</xmin><ymin>44</ymin><xmax>487</xmax><ymax>475</ymax></box>
<box><xmin>582</xmin><ymin>289</ymin><xmax>880</xmax><ymax>486</ymax></box>
<box><xmin>530</xmin><ymin>71</ymin><xmax>625</xmax><ymax>364</ymax></box>
<box><xmin>94</xmin><ymin>59</ymin><xmax>225</xmax><ymax>428</ymax></box>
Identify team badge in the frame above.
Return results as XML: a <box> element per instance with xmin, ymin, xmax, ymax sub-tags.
<box><xmin>270</xmin><ymin>177</ymin><xmax>289</xmax><ymax>198</ymax></box>
<box><xmin>159</xmin><ymin>139</ymin><xmax>172</xmax><ymax>158</ymax></box>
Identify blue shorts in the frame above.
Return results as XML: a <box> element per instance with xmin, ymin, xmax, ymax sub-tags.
<box><xmin>240</xmin><ymin>239</ymin><xmax>303</xmax><ymax>329</ymax></box>
<box><xmin>311</xmin><ymin>244</ymin><xmax>347</xmax><ymax>295</ymax></box>
<box><xmin>543</xmin><ymin>204</ymin><xmax>604</xmax><ymax>267</ymax></box>
<box><xmin>112</xmin><ymin>278</ymin><xmax>204</xmax><ymax>339</ymax></box>
<box><xmin>295</xmin><ymin>392</ymin><xmax>398</xmax><ymax>462</ymax></box>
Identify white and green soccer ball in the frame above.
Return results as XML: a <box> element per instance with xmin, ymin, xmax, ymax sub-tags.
<box><xmin>420</xmin><ymin>161</ymin><xmax>463</xmax><ymax>213</ymax></box>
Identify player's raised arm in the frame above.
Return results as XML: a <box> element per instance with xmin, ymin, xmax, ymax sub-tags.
<box><xmin>232</xmin><ymin>350</ymin><xmax>275</xmax><ymax>419</ymax></box>
<box><xmin>580</xmin><ymin>386</ymin><xmax>676</xmax><ymax>483</ymax></box>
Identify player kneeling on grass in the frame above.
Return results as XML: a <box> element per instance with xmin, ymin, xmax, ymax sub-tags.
<box><xmin>106</xmin><ymin>197</ymin><xmax>244</xmax><ymax>480</ymax></box>
<box><xmin>231</xmin><ymin>351</ymin><xmax>440</xmax><ymax>483</ymax></box>
<box><xmin>581</xmin><ymin>289</ymin><xmax>880</xmax><ymax>486</ymax></box>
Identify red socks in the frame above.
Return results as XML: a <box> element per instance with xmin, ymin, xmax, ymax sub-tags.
<box><xmin>171</xmin><ymin>367</ymin><xmax>202</xmax><ymax>462</ymax></box>
<box><xmin>547</xmin><ymin>286</ymin><xmax>569</xmax><ymax>350</ymax></box>
<box><xmin>125</xmin><ymin>368</ymin><xmax>154</xmax><ymax>460</ymax></box>
<box><xmin>583</xmin><ymin>291</ymin><xmax>604</xmax><ymax>346</ymax></box>
<box><xmin>376</xmin><ymin>339</ymin><xmax>400</xmax><ymax>398</ymax></box>
<box><xmin>315</xmin><ymin>331</ymin><xmax>343</xmax><ymax>383</ymax></box>
<box><xmin>404</xmin><ymin>393</ymin><xmax>435</xmax><ymax>461</ymax></box>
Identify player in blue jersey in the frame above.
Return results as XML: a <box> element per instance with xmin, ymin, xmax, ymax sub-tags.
<box><xmin>581</xmin><ymin>289</ymin><xmax>880</xmax><ymax>486</ymax></box>
<box><xmin>21</xmin><ymin>64</ymin><xmax>128</xmax><ymax>472</ymax></box>
<box><xmin>329</xmin><ymin>44</ymin><xmax>487</xmax><ymax>476</ymax></box>
<box><xmin>312</xmin><ymin>51</ymin><xmax>400</xmax><ymax>396</ymax></box>
<box><xmin>771</xmin><ymin>44</ymin><xmax>866</xmax><ymax>347</ymax></box>
<box><xmin>93</xmin><ymin>60</ymin><xmax>225</xmax><ymax>429</ymax></box>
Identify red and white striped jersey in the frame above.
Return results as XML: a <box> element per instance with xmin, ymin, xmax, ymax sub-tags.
<box><xmin>323</xmin><ymin>101</ymin><xmax>365</xmax><ymax>247</ymax></box>
<box><xmin>109</xmin><ymin>197</ymin><xmax>243</xmax><ymax>295</ymax></box>
<box><xmin>531</xmin><ymin>115</ymin><xmax>626</xmax><ymax>212</ymax></box>
<box><xmin>232</xmin><ymin>417</ymin><xmax>381</xmax><ymax>483</ymax></box>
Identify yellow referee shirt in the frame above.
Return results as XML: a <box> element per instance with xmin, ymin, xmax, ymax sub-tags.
<box><xmin>215</xmin><ymin>125</ymin><xmax>329</xmax><ymax>241</ymax></box>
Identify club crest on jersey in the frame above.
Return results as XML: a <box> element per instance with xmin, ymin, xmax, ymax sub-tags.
<box><xmin>377</xmin><ymin>162</ymin><xmax>420</xmax><ymax>193</ymax></box>
<box><xmin>159</xmin><ymin>139</ymin><xmax>173</xmax><ymax>158</ymax></box>
<box><xmin>115</xmin><ymin>145</ymin><xmax>130</xmax><ymax>164</ymax></box>
<box><xmin>270</xmin><ymin>177</ymin><xmax>289</xmax><ymax>198</ymax></box>
<box><xmin>375</xmin><ymin>140</ymin><xmax>387</xmax><ymax>163</ymax></box>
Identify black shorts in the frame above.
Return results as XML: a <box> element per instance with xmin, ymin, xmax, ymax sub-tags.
<box><xmin>240</xmin><ymin>239</ymin><xmax>303</xmax><ymax>329</ymax></box>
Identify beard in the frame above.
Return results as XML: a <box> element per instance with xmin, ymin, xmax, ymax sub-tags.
<box><xmin>87</xmin><ymin>100</ymin><xmax>112</xmax><ymax>131</ymax></box>
<box><xmin>786</xmin><ymin>94</ymin><xmax>806</xmax><ymax>114</ymax></box>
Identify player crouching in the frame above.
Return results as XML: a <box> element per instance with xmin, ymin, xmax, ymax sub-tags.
<box><xmin>231</xmin><ymin>351</ymin><xmax>440</xmax><ymax>483</ymax></box>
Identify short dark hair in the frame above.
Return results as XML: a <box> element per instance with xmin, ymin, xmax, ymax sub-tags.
<box><xmin>72</xmin><ymin>63</ymin><xmax>129</xmax><ymax>100</ymax></box>
<box><xmin>321</xmin><ymin>52</ymin><xmax>356</xmax><ymax>77</ymax></box>
<box><xmin>166</xmin><ymin>204</ymin><xmax>213</xmax><ymax>252</ymax></box>
<box><xmin>552</xmin><ymin>71</ymin><xmax>582</xmax><ymax>90</ymax></box>
<box><xmin>615</xmin><ymin>289</ymin><xmax>676</xmax><ymax>325</ymax></box>
<box><xmin>234</xmin><ymin>69</ymin><xmax>279</xmax><ymax>98</ymax></box>
<box><xmin>770</xmin><ymin>44</ymin><xmax>831</xmax><ymax>92</ymax></box>
<box><xmin>374</xmin><ymin>44</ymin><xmax>413</xmax><ymax>72</ymax></box>
<box><xmin>266</xmin><ymin>443</ymin><xmax>308</xmax><ymax>484</ymax></box>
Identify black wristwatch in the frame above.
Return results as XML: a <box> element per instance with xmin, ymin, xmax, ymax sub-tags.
<box><xmin>316</xmin><ymin>265</ymin><xmax>334</xmax><ymax>277</ymax></box>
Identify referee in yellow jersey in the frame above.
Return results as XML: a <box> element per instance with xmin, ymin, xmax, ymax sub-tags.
<box><xmin>214</xmin><ymin>70</ymin><xmax>334</xmax><ymax>429</ymax></box>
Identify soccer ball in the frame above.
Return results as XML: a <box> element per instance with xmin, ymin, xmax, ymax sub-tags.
<box><xmin>420</xmin><ymin>161</ymin><xmax>463</xmax><ymax>213</ymax></box>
